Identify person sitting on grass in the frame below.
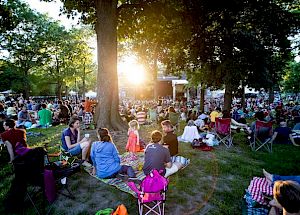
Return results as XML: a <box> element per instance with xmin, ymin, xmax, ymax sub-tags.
<box><xmin>180</xmin><ymin>120</ymin><xmax>200</xmax><ymax>143</ymax></box>
<box><xmin>90</xmin><ymin>128</ymin><xmax>138</xmax><ymax>181</ymax></box>
<box><xmin>269</xmin><ymin>180</ymin><xmax>300</xmax><ymax>215</ymax></box>
<box><xmin>38</xmin><ymin>103</ymin><xmax>52</xmax><ymax>128</ymax></box>
<box><xmin>16</xmin><ymin>105</ymin><xmax>32</xmax><ymax>129</ymax></box>
<box><xmin>61</xmin><ymin>117</ymin><xmax>91</xmax><ymax>167</ymax></box>
<box><xmin>143</xmin><ymin>130</ymin><xmax>183</xmax><ymax>178</ymax></box>
<box><xmin>161</xmin><ymin>120</ymin><xmax>178</xmax><ymax>157</ymax></box>
<box><xmin>1</xmin><ymin>119</ymin><xmax>28</xmax><ymax>162</ymax></box>
<box><xmin>269</xmin><ymin>120</ymin><xmax>299</xmax><ymax>146</ymax></box>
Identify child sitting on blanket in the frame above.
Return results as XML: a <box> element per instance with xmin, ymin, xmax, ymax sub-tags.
<box><xmin>91</xmin><ymin>128</ymin><xmax>138</xmax><ymax>182</ymax></box>
<box><xmin>143</xmin><ymin>130</ymin><xmax>183</xmax><ymax>178</ymax></box>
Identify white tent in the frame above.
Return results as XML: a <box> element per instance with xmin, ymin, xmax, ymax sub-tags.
<box><xmin>69</xmin><ymin>91</ymin><xmax>77</xmax><ymax>96</ymax></box>
<box><xmin>85</xmin><ymin>91</ymin><xmax>97</xmax><ymax>98</ymax></box>
<box><xmin>0</xmin><ymin>90</ymin><xmax>13</xmax><ymax>94</ymax></box>
<box><xmin>245</xmin><ymin>87</ymin><xmax>259</xmax><ymax>94</ymax></box>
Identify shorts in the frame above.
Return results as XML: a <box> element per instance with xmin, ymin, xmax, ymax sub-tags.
<box><xmin>68</xmin><ymin>144</ymin><xmax>81</xmax><ymax>156</ymax></box>
<box><xmin>165</xmin><ymin>164</ymin><xmax>179</xmax><ymax>178</ymax></box>
<box><xmin>84</xmin><ymin>112</ymin><xmax>93</xmax><ymax>125</ymax></box>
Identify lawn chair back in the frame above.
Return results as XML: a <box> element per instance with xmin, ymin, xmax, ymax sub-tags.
<box><xmin>215</xmin><ymin>118</ymin><xmax>231</xmax><ymax>135</ymax></box>
<box><xmin>127</xmin><ymin>169</ymin><xmax>168</xmax><ymax>215</ymax></box>
<box><xmin>141</xmin><ymin>169</ymin><xmax>168</xmax><ymax>193</ymax></box>
<box><xmin>255</xmin><ymin>121</ymin><xmax>273</xmax><ymax>138</ymax></box>
<box><xmin>215</xmin><ymin>118</ymin><xmax>233</xmax><ymax>148</ymax></box>
<box><xmin>251</xmin><ymin>120</ymin><xmax>273</xmax><ymax>152</ymax></box>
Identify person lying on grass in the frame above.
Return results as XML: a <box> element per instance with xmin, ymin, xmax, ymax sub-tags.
<box><xmin>143</xmin><ymin>130</ymin><xmax>183</xmax><ymax>178</ymax></box>
<box><xmin>263</xmin><ymin>169</ymin><xmax>300</xmax><ymax>185</ymax></box>
<box><xmin>90</xmin><ymin>128</ymin><xmax>138</xmax><ymax>182</ymax></box>
<box><xmin>61</xmin><ymin>117</ymin><xmax>91</xmax><ymax>167</ymax></box>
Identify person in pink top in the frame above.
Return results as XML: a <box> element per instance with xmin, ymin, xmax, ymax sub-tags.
<box><xmin>126</xmin><ymin>120</ymin><xmax>140</xmax><ymax>156</ymax></box>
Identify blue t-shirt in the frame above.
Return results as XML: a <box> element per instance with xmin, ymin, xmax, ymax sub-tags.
<box><xmin>274</xmin><ymin>127</ymin><xmax>292</xmax><ymax>144</ymax></box>
<box><xmin>61</xmin><ymin>128</ymin><xmax>78</xmax><ymax>150</ymax></box>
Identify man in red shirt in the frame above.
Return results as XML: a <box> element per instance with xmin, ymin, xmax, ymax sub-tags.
<box><xmin>83</xmin><ymin>97</ymin><xmax>96</xmax><ymax>129</ymax></box>
<box><xmin>1</xmin><ymin>119</ymin><xmax>27</xmax><ymax>162</ymax></box>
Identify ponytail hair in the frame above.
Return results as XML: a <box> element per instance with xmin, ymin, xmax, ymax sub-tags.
<box><xmin>97</xmin><ymin>128</ymin><xmax>112</xmax><ymax>142</ymax></box>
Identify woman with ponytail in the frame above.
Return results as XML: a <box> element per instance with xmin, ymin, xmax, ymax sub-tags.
<box><xmin>90</xmin><ymin>128</ymin><xmax>137</xmax><ymax>180</ymax></box>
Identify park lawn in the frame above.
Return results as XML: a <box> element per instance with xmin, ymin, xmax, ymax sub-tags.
<box><xmin>0</xmin><ymin>124</ymin><xmax>300</xmax><ymax>215</ymax></box>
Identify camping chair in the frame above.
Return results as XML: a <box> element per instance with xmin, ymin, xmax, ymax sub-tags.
<box><xmin>60</xmin><ymin>146</ymin><xmax>79</xmax><ymax>165</ymax></box>
<box><xmin>128</xmin><ymin>169</ymin><xmax>168</xmax><ymax>215</ymax></box>
<box><xmin>215</xmin><ymin>118</ymin><xmax>233</xmax><ymax>148</ymax></box>
<box><xmin>250</xmin><ymin>121</ymin><xmax>273</xmax><ymax>152</ymax></box>
<box><xmin>169</xmin><ymin>112</ymin><xmax>180</xmax><ymax>131</ymax></box>
<box><xmin>8</xmin><ymin>147</ymin><xmax>78</xmax><ymax>214</ymax></box>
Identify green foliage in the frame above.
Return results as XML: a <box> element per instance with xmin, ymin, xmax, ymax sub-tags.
<box><xmin>282</xmin><ymin>61</ymin><xmax>300</xmax><ymax>93</ymax></box>
<box><xmin>0</xmin><ymin>0</ymin><xmax>96</xmax><ymax>98</ymax></box>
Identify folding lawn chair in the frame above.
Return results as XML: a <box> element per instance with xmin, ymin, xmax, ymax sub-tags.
<box><xmin>215</xmin><ymin>118</ymin><xmax>233</xmax><ymax>148</ymax></box>
<box><xmin>128</xmin><ymin>169</ymin><xmax>168</xmax><ymax>215</ymax></box>
<box><xmin>250</xmin><ymin>121</ymin><xmax>273</xmax><ymax>152</ymax></box>
<box><xmin>60</xmin><ymin>146</ymin><xmax>80</xmax><ymax>165</ymax></box>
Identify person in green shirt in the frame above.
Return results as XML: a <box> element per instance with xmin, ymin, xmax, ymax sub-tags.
<box><xmin>38</xmin><ymin>103</ymin><xmax>52</xmax><ymax>127</ymax></box>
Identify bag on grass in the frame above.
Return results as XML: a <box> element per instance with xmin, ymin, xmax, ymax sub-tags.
<box><xmin>112</xmin><ymin>204</ymin><xmax>128</xmax><ymax>215</ymax></box>
<box><xmin>95</xmin><ymin>208</ymin><xmax>114</xmax><ymax>215</ymax></box>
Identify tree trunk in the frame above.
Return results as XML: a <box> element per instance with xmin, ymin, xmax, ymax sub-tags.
<box><xmin>200</xmin><ymin>84</ymin><xmax>205</xmax><ymax>112</ymax></box>
<box><xmin>153</xmin><ymin>56</ymin><xmax>158</xmax><ymax>100</ymax></box>
<box><xmin>56</xmin><ymin>80</ymin><xmax>62</xmax><ymax>100</ymax></box>
<box><xmin>82</xmin><ymin>63</ymin><xmax>86</xmax><ymax>98</ymax></box>
<box><xmin>241</xmin><ymin>85</ymin><xmax>246</xmax><ymax>110</ymax></box>
<box><xmin>23</xmin><ymin>70</ymin><xmax>30</xmax><ymax>99</ymax></box>
<box><xmin>269</xmin><ymin>87</ymin><xmax>274</xmax><ymax>104</ymax></box>
<box><xmin>224</xmin><ymin>82</ymin><xmax>232</xmax><ymax>111</ymax></box>
<box><xmin>153</xmin><ymin>43</ymin><xmax>158</xmax><ymax>100</ymax></box>
<box><xmin>95</xmin><ymin>0</ymin><xmax>125</xmax><ymax>130</ymax></box>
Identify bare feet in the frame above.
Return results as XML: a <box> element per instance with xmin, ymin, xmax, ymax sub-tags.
<box><xmin>269</xmin><ymin>199</ymin><xmax>283</xmax><ymax>209</ymax></box>
<box><xmin>263</xmin><ymin>169</ymin><xmax>273</xmax><ymax>184</ymax></box>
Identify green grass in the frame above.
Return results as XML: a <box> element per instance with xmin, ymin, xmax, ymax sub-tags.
<box><xmin>0</xmin><ymin>124</ymin><xmax>299</xmax><ymax>214</ymax></box>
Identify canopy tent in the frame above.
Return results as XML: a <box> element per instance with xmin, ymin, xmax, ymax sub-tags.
<box><xmin>85</xmin><ymin>91</ymin><xmax>97</xmax><ymax>98</ymax></box>
<box><xmin>0</xmin><ymin>90</ymin><xmax>14</xmax><ymax>94</ymax></box>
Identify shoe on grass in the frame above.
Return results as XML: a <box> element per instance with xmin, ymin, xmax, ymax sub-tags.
<box><xmin>82</xmin><ymin>161</ymin><xmax>92</xmax><ymax>168</ymax></box>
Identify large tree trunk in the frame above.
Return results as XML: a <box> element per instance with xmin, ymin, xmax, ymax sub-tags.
<box><xmin>56</xmin><ymin>80</ymin><xmax>62</xmax><ymax>100</ymax></box>
<box><xmin>153</xmin><ymin>43</ymin><xmax>159</xmax><ymax>100</ymax></box>
<box><xmin>95</xmin><ymin>0</ymin><xmax>126</xmax><ymax>130</ymax></box>
<box><xmin>200</xmin><ymin>84</ymin><xmax>205</xmax><ymax>112</ymax></box>
<box><xmin>224</xmin><ymin>82</ymin><xmax>232</xmax><ymax>111</ymax></box>
<box><xmin>153</xmin><ymin>55</ymin><xmax>158</xmax><ymax>100</ymax></box>
<box><xmin>241</xmin><ymin>85</ymin><xmax>246</xmax><ymax>110</ymax></box>
<box><xmin>82</xmin><ymin>64</ymin><xmax>86</xmax><ymax>98</ymax></box>
<box><xmin>23</xmin><ymin>70</ymin><xmax>30</xmax><ymax>99</ymax></box>
<box><xmin>269</xmin><ymin>87</ymin><xmax>274</xmax><ymax>104</ymax></box>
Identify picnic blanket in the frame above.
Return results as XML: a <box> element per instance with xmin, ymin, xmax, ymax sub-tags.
<box><xmin>85</xmin><ymin>152</ymin><xmax>190</xmax><ymax>197</ymax></box>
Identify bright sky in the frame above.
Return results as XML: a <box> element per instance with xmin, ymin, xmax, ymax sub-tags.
<box><xmin>24</xmin><ymin>0</ymin><xmax>79</xmax><ymax>29</ymax></box>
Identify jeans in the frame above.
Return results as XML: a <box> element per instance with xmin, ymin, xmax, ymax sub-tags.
<box><xmin>105</xmin><ymin>165</ymin><xmax>136</xmax><ymax>179</ymax></box>
<box><xmin>273</xmin><ymin>175</ymin><xmax>300</xmax><ymax>184</ymax></box>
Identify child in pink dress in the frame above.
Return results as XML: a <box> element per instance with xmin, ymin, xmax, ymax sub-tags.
<box><xmin>126</xmin><ymin>120</ymin><xmax>140</xmax><ymax>156</ymax></box>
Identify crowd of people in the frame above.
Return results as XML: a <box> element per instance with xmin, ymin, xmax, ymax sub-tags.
<box><xmin>1</xmin><ymin>93</ymin><xmax>300</xmax><ymax>214</ymax></box>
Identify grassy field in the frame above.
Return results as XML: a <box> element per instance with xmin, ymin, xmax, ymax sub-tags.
<box><xmin>0</xmin><ymin>123</ymin><xmax>300</xmax><ymax>215</ymax></box>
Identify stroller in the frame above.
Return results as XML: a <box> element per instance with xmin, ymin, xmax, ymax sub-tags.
<box><xmin>128</xmin><ymin>169</ymin><xmax>168</xmax><ymax>215</ymax></box>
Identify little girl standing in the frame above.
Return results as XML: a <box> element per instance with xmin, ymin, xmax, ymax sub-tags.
<box><xmin>126</xmin><ymin>120</ymin><xmax>140</xmax><ymax>155</ymax></box>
